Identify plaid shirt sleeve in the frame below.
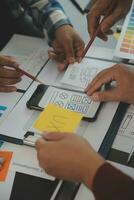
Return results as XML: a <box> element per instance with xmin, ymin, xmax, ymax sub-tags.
<box><xmin>20</xmin><ymin>0</ymin><xmax>72</xmax><ymax>43</ymax></box>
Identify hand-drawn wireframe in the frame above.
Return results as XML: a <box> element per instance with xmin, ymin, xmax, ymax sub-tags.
<box><xmin>40</xmin><ymin>87</ymin><xmax>94</xmax><ymax>116</ymax></box>
<box><xmin>59</xmin><ymin>92</ymin><xmax>69</xmax><ymax>100</ymax></box>
<box><xmin>79</xmin><ymin>67</ymin><xmax>98</xmax><ymax>87</ymax></box>
<box><xmin>118</xmin><ymin>104</ymin><xmax>134</xmax><ymax>139</ymax></box>
<box><xmin>68</xmin><ymin>67</ymin><xmax>79</xmax><ymax>80</ymax></box>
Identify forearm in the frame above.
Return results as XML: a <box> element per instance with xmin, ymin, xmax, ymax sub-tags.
<box><xmin>20</xmin><ymin>0</ymin><xmax>72</xmax><ymax>43</ymax></box>
<box><xmin>92</xmin><ymin>163</ymin><xmax>134</xmax><ymax>200</ymax></box>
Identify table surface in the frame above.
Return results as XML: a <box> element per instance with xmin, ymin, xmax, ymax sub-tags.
<box><xmin>0</xmin><ymin>1</ymin><xmax>127</xmax><ymax>200</ymax></box>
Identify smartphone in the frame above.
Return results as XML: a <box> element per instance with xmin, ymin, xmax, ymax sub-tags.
<box><xmin>26</xmin><ymin>84</ymin><xmax>102</xmax><ymax>121</ymax></box>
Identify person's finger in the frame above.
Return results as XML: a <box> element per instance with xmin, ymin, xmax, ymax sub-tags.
<box><xmin>58</xmin><ymin>61</ymin><xmax>68</xmax><ymax>71</ymax></box>
<box><xmin>63</xmin><ymin>39</ymin><xmax>75</xmax><ymax>64</ymax></box>
<box><xmin>48</xmin><ymin>51</ymin><xmax>65</xmax><ymax>62</ymax></box>
<box><xmin>0</xmin><ymin>67</ymin><xmax>22</xmax><ymax>78</ymax></box>
<box><xmin>35</xmin><ymin>138</ymin><xmax>46</xmax><ymax>151</ymax></box>
<box><xmin>86</xmin><ymin>70</ymin><xmax>115</xmax><ymax>96</ymax></box>
<box><xmin>90</xmin><ymin>88</ymin><xmax>120</xmax><ymax>102</ymax></box>
<box><xmin>101</xmin><ymin>7</ymin><xmax>126</xmax><ymax>33</ymax></box>
<box><xmin>85</xmin><ymin>67</ymin><xmax>112</xmax><ymax>93</ymax></box>
<box><xmin>75</xmin><ymin>43</ymin><xmax>85</xmax><ymax>62</ymax></box>
<box><xmin>42</xmin><ymin>132</ymin><xmax>67</xmax><ymax>141</ymax></box>
<box><xmin>0</xmin><ymin>55</ymin><xmax>19</xmax><ymax>68</ymax></box>
<box><xmin>0</xmin><ymin>77</ymin><xmax>21</xmax><ymax>85</ymax></box>
<box><xmin>0</xmin><ymin>85</ymin><xmax>17</xmax><ymax>92</ymax></box>
<box><xmin>87</xmin><ymin>11</ymin><xmax>101</xmax><ymax>38</ymax></box>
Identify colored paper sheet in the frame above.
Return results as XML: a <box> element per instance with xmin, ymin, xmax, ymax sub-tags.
<box><xmin>0</xmin><ymin>151</ymin><xmax>13</xmax><ymax>182</ymax></box>
<box><xmin>34</xmin><ymin>103</ymin><xmax>83</xmax><ymax>133</ymax></box>
<box><xmin>115</xmin><ymin>2</ymin><xmax>134</xmax><ymax>59</ymax></box>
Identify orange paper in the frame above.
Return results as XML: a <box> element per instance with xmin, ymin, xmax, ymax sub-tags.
<box><xmin>0</xmin><ymin>151</ymin><xmax>13</xmax><ymax>182</ymax></box>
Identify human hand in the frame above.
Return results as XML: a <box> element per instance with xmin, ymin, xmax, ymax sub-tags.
<box><xmin>49</xmin><ymin>25</ymin><xmax>85</xmax><ymax>71</ymax></box>
<box><xmin>36</xmin><ymin>132</ymin><xmax>104</xmax><ymax>188</ymax></box>
<box><xmin>0</xmin><ymin>55</ymin><xmax>22</xmax><ymax>92</ymax></box>
<box><xmin>85</xmin><ymin>64</ymin><xmax>134</xmax><ymax>103</ymax></box>
<box><xmin>87</xmin><ymin>0</ymin><xmax>132</xmax><ymax>41</ymax></box>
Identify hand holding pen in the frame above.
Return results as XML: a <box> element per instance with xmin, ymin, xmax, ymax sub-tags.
<box><xmin>0</xmin><ymin>55</ymin><xmax>43</xmax><ymax>93</ymax></box>
<box><xmin>87</xmin><ymin>0</ymin><xmax>132</xmax><ymax>41</ymax></box>
<box><xmin>0</xmin><ymin>55</ymin><xmax>22</xmax><ymax>92</ymax></box>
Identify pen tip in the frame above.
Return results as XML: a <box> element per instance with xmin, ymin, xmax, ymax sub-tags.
<box><xmin>36</xmin><ymin>79</ymin><xmax>45</xmax><ymax>85</ymax></box>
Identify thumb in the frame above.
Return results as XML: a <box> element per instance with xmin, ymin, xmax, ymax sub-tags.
<box><xmin>101</xmin><ymin>9</ymin><xmax>123</xmax><ymax>33</ymax></box>
<box><xmin>42</xmin><ymin>132</ymin><xmax>67</xmax><ymax>141</ymax></box>
<box><xmin>0</xmin><ymin>56</ymin><xmax>19</xmax><ymax>68</ymax></box>
<box><xmin>63</xmin><ymin>40</ymin><xmax>75</xmax><ymax>64</ymax></box>
<box><xmin>91</xmin><ymin>88</ymin><xmax>121</xmax><ymax>102</ymax></box>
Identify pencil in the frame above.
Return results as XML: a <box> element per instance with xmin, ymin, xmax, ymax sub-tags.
<box><xmin>81</xmin><ymin>4</ymin><xmax>114</xmax><ymax>59</ymax></box>
<box><xmin>12</xmin><ymin>65</ymin><xmax>44</xmax><ymax>84</ymax></box>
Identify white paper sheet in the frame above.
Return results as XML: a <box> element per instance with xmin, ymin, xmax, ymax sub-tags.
<box><xmin>1</xmin><ymin>34</ymin><xmax>49</xmax><ymax>90</ymax></box>
<box><xmin>1</xmin><ymin>142</ymin><xmax>54</xmax><ymax>180</ymax></box>
<box><xmin>38</xmin><ymin>86</ymin><xmax>100</xmax><ymax>119</ymax></box>
<box><xmin>61</xmin><ymin>58</ymin><xmax>115</xmax><ymax>90</ymax></box>
<box><xmin>86</xmin><ymin>46</ymin><xmax>115</xmax><ymax>61</ymax></box>
<box><xmin>0</xmin><ymin>170</ymin><xmax>15</xmax><ymax>200</ymax></box>
<box><xmin>0</xmin><ymin>92</ymin><xmax>22</xmax><ymax>125</ymax></box>
<box><xmin>109</xmin><ymin>161</ymin><xmax>134</xmax><ymax>178</ymax></box>
<box><xmin>83</xmin><ymin>102</ymin><xmax>119</xmax><ymax>151</ymax></box>
<box><xmin>37</xmin><ymin>59</ymin><xmax>84</xmax><ymax>91</ymax></box>
<box><xmin>0</xmin><ymin>82</ymin><xmax>39</xmax><ymax>140</ymax></box>
<box><xmin>112</xmin><ymin>104</ymin><xmax>134</xmax><ymax>154</ymax></box>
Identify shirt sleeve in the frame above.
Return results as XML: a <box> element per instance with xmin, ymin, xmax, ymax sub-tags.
<box><xmin>92</xmin><ymin>163</ymin><xmax>134</xmax><ymax>200</ymax></box>
<box><xmin>20</xmin><ymin>0</ymin><xmax>72</xmax><ymax>44</ymax></box>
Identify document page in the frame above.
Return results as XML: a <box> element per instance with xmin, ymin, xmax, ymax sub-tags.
<box><xmin>112</xmin><ymin>104</ymin><xmax>134</xmax><ymax>154</ymax></box>
<box><xmin>61</xmin><ymin>58</ymin><xmax>115</xmax><ymax>90</ymax></box>
<box><xmin>39</xmin><ymin>86</ymin><xmax>100</xmax><ymax>118</ymax></box>
<box><xmin>1</xmin><ymin>34</ymin><xmax>49</xmax><ymax>90</ymax></box>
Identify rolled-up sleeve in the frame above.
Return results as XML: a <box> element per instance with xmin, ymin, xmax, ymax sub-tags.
<box><xmin>20</xmin><ymin>0</ymin><xmax>72</xmax><ymax>43</ymax></box>
<box><xmin>92</xmin><ymin>163</ymin><xmax>134</xmax><ymax>200</ymax></box>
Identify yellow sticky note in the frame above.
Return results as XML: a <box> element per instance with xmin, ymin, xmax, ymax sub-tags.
<box><xmin>33</xmin><ymin>103</ymin><xmax>83</xmax><ymax>133</ymax></box>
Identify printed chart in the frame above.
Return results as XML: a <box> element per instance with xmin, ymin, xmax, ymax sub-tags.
<box><xmin>115</xmin><ymin>1</ymin><xmax>134</xmax><ymax>59</ymax></box>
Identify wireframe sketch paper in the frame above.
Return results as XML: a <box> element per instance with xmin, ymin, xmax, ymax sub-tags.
<box><xmin>1</xmin><ymin>34</ymin><xmax>48</xmax><ymax>90</ymax></box>
<box><xmin>39</xmin><ymin>86</ymin><xmax>100</xmax><ymax>119</ymax></box>
<box><xmin>61</xmin><ymin>58</ymin><xmax>115</xmax><ymax>90</ymax></box>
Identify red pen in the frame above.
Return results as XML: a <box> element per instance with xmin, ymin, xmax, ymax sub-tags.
<box><xmin>81</xmin><ymin>3</ymin><xmax>114</xmax><ymax>59</ymax></box>
<box><xmin>12</xmin><ymin>65</ymin><xmax>44</xmax><ymax>84</ymax></box>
